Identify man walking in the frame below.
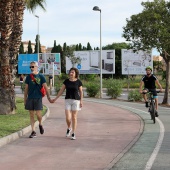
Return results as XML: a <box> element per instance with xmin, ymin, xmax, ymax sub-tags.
<box><xmin>24</xmin><ymin>61</ymin><xmax>52</xmax><ymax>138</ymax></box>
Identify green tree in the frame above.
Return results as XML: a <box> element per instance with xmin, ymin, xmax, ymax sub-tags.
<box><xmin>75</xmin><ymin>44</ymin><xmax>79</xmax><ymax>51</ymax></box>
<box><xmin>28</xmin><ymin>40</ymin><xmax>33</xmax><ymax>54</ymax></box>
<box><xmin>51</xmin><ymin>40</ymin><xmax>57</xmax><ymax>53</ymax></box>
<box><xmin>82</xmin><ymin>46</ymin><xmax>87</xmax><ymax>51</ymax></box>
<box><xmin>122</xmin><ymin>0</ymin><xmax>170</xmax><ymax>104</ymax></box>
<box><xmin>0</xmin><ymin>0</ymin><xmax>46</xmax><ymax>115</ymax></box>
<box><xmin>34</xmin><ymin>34</ymin><xmax>42</xmax><ymax>53</ymax></box>
<box><xmin>78</xmin><ymin>43</ymin><xmax>82</xmax><ymax>51</ymax></box>
<box><xmin>19</xmin><ymin>42</ymin><xmax>24</xmax><ymax>54</ymax></box>
<box><xmin>61</xmin><ymin>42</ymin><xmax>67</xmax><ymax>73</ymax></box>
<box><xmin>87</xmin><ymin>42</ymin><xmax>92</xmax><ymax>50</ymax></box>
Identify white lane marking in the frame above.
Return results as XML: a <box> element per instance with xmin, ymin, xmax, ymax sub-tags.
<box><xmin>144</xmin><ymin>118</ymin><xmax>165</xmax><ymax>170</ymax></box>
<box><xmin>85</xmin><ymin>99</ymin><xmax>165</xmax><ymax>170</ymax></box>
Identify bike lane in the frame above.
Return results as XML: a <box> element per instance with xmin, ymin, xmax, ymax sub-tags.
<box><xmin>0</xmin><ymin>97</ymin><xmax>143</xmax><ymax>170</ymax></box>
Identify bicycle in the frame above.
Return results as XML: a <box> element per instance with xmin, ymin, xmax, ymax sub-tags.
<box><xmin>144</xmin><ymin>90</ymin><xmax>160</xmax><ymax>124</ymax></box>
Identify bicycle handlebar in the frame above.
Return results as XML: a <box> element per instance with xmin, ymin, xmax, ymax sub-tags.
<box><xmin>141</xmin><ymin>90</ymin><xmax>160</xmax><ymax>94</ymax></box>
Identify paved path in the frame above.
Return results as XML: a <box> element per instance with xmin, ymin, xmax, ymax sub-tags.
<box><xmin>0</xmin><ymin>96</ymin><xmax>142</xmax><ymax>170</ymax></box>
<box><xmin>87</xmin><ymin>98</ymin><xmax>169</xmax><ymax>170</ymax></box>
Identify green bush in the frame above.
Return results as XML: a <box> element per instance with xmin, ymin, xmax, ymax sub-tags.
<box><xmin>55</xmin><ymin>80</ymin><xmax>63</xmax><ymax>94</ymax></box>
<box><xmin>86</xmin><ymin>82</ymin><xmax>100</xmax><ymax>97</ymax></box>
<box><xmin>128</xmin><ymin>89</ymin><xmax>142</xmax><ymax>101</ymax></box>
<box><xmin>106</xmin><ymin>79</ymin><xmax>123</xmax><ymax>99</ymax></box>
<box><xmin>130</xmin><ymin>82</ymin><xmax>140</xmax><ymax>88</ymax></box>
<box><xmin>80</xmin><ymin>74</ymin><xmax>97</xmax><ymax>81</ymax></box>
<box><xmin>60</xmin><ymin>73</ymin><xmax>68</xmax><ymax>80</ymax></box>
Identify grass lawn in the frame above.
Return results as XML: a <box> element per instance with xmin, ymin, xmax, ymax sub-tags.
<box><xmin>0</xmin><ymin>97</ymin><xmax>47</xmax><ymax>138</ymax></box>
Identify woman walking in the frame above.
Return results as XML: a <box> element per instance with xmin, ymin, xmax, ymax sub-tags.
<box><xmin>53</xmin><ymin>68</ymin><xmax>83</xmax><ymax>140</ymax></box>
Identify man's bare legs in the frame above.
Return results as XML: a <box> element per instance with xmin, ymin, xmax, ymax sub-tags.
<box><xmin>29</xmin><ymin>110</ymin><xmax>44</xmax><ymax>138</ymax></box>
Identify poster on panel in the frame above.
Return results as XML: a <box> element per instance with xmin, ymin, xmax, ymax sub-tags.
<box><xmin>18</xmin><ymin>54</ymin><xmax>38</xmax><ymax>74</ymax></box>
<box><xmin>66</xmin><ymin>50</ymin><xmax>115</xmax><ymax>74</ymax></box>
<box><xmin>38</xmin><ymin>53</ymin><xmax>61</xmax><ymax>75</ymax></box>
<box><xmin>121</xmin><ymin>49</ymin><xmax>153</xmax><ymax>75</ymax></box>
<box><xmin>18</xmin><ymin>53</ymin><xmax>61</xmax><ymax>75</ymax></box>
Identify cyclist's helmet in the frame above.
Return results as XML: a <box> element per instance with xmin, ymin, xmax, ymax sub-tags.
<box><xmin>145</xmin><ymin>66</ymin><xmax>152</xmax><ymax>71</ymax></box>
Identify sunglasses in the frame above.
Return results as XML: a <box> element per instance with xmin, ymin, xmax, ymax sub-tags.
<box><xmin>30</xmin><ymin>66</ymin><xmax>36</xmax><ymax>68</ymax></box>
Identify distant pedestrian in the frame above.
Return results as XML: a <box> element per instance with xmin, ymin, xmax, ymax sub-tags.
<box><xmin>20</xmin><ymin>74</ymin><xmax>24</xmax><ymax>87</ymax></box>
<box><xmin>52</xmin><ymin>68</ymin><xmax>83</xmax><ymax>140</ymax></box>
<box><xmin>24</xmin><ymin>61</ymin><xmax>53</xmax><ymax>138</ymax></box>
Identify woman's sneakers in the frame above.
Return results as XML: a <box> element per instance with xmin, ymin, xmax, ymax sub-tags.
<box><xmin>71</xmin><ymin>133</ymin><xmax>76</xmax><ymax>140</ymax></box>
<box><xmin>66</xmin><ymin>128</ymin><xmax>72</xmax><ymax>137</ymax></box>
<box><xmin>66</xmin><ymin>129</ymin><xmax>76</xmax><ymax>140</ymax></box>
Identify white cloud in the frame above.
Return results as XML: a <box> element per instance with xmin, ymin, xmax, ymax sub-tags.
<box><xmin>22</xmin><ymin>0</ymin><xmax>153</xmax><ymax>49</ymax></box>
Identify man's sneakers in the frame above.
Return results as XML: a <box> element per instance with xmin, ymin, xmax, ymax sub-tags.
<box><xmin>39</xmin><ymin>125</ymin><xmax>44</xmax><ymax>134</ymax></box>
<box><xmin>66</xmin><ymin>128</ymin><xmax>72</xmax><ymax>137</ymax></box>
<box><xmin>29</xmin><ymin>125</ymin><xmax>44</xmax><ymax>138</ymax></box>
<box><xmin>155</xmin><ymin>110</ymin><xmax>159</xmax><ymax>117</ymax></box>
<box><xmin>145</xmin><ymin>102</ymin><xmax>149</xmax><ymax>108</ymax></box>
<box><xmin>29</xmin><ymin>131</ymin><xmax>36</xmax><ymax>138</ymax></box>
<box><xmin>71</xmin><ymin>133</ymin><xmax>76</xmax><ymax>140</ymax></box>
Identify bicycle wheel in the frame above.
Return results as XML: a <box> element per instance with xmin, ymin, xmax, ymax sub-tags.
<box><xmin>150</xmin><ymin>101</ymin><xmax>156</xmax><ymax>124</ymax></box>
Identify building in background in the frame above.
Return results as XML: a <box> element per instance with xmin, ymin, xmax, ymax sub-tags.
<box><xmin>22</xmin><ymin>41</ymin><xmax>46</xmax><ymax>53</ymax></box>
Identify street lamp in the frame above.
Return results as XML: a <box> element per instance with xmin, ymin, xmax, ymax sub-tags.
<box><xmin>93</xmin><ymin>6</ymin><xmax>102</xmax><ymax>98</ymax></box>
<box><xmin>35</xmin><ymin>15</ymin><xmax>39</xmax><ymax>60</ymax></box>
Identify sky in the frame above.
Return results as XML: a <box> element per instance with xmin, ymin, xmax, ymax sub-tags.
<box><xmin>22</xmin><ymin>0</ymin><xmax>159</xmax><ymax>55</ymax></box>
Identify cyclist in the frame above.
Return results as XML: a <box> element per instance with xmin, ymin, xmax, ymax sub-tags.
<box><xmin>139</xmin><ymin>66</ymin><xmax>163</xmax><ymax>117</ymax></box>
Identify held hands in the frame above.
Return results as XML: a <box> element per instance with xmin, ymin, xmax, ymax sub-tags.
<box><xmin>47</xmin><ymin>96</ymin><xmax>55</xmax><ymax>103</ymax></box>
<box><xmin>51</xmin><ymin>97</ymin><xmax>58</xmax><ymax>103</ymax></box>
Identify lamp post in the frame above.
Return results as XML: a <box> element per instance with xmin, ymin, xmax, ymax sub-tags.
<box><xmin>35</xmin><ymin>15</ymin><xmax>39</xmax><ymax>60</ymax></box>
<box><xmin>93</xmin><ymin>6</ymin><xmax>102</xmax><ymax>98</ymax></box>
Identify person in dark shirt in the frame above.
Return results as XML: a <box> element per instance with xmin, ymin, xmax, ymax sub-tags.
<box><xmin>53</xmin><ymin>67</ymin><xmax>83</xmax><ymax>140</ymax></box>
<box><xmin>139</xmin><ymin>66</ymin><xmax>163</xmax><ymax>116</ymax></box>
<box><xmin>24</xmin><ymin>61</ymin><xmax>52</xmax><ymax>138</ymax></box>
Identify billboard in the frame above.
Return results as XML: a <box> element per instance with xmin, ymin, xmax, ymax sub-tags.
<box><xmin>66</xmin><ymin>50</ymin><xmax>115</xmax><ymax>74</ymax></box>
<box><xmin>18</xmin><ymin>54</ymin><xmax>38</xmax><ymax>74</ymax></box>
<box><xmin>121</xmin><ymin>49</ymin><xmax>153</xmax><ymax>75</ymax></box>
<box><xmin>18</xmin><ymin>53</ymin><xmax>61</xmax><ymax>75</ymax></box>
<box><xmin>39</xmin><ymin>53</ymin><xmax>61</xmax><ymax>75</ymax></box>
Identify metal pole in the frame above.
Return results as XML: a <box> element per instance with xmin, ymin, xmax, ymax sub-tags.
<box><xmin>100</xmin><ymin>11</ymin><xmax>102</xmax><ymax>98</ymax></box>
<box><xmin>93</xmin><ymin>6</ymin><xmax>102</xmax><ymax>98</ymax></box>
<box><xmin>35</xmin><ymin>15</ymin><xmax>39</xmax><ymax>60</ymax></box>
<box><xmin>52</xmin><ymin>62</ymin><xmax>54</xmax><ymax>87</ymax></box>
<box><xmin>37</xmin><ymin>16</ymin><xmax>39</xmax><ymax>60</ymax></box>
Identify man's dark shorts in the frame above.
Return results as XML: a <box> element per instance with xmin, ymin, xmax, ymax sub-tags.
<box><xmin>25</xmin><ymin>98</ymin><xmax>43</xmax><ymax>110</ymax></box>
<box><xmin>148</xmin><ymin>89</ymin><xmax>158</xmax><ymax>98</ymax></box>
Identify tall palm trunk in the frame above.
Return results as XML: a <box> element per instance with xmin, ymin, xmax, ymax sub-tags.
<box><xmin>0</xmin><ymin>0</ymin><xmax>24</xmax><ymax>114</ymax></box>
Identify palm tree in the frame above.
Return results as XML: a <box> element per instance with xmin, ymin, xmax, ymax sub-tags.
<box><xmin>0</xmin><ymin>0</ymin><xmax>46</xmax><ymax>114</ymax></box>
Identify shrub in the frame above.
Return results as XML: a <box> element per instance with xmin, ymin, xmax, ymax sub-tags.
<box><xmin>60</xmin><ymin>73</ymin><xmax>68</xmax><ymax>80</ymax></box>
<box><xmin>106</xmin><ymin>79</ymin><xmax>123</xmax><ymax>99</ymax></box>
<box><xmin>80</xmin><ymin>74</ymin><xmax>97</xmax><ymax>81</ymax></box>
<box><xmin>85</xmin><ymin>82</ymin><xmax>100</xmax><ymax>97</ymax></box>
<box><xmin>128</xmin><ymin>89</ymin><xmax>142</xmax><ymax>101</ymax></box>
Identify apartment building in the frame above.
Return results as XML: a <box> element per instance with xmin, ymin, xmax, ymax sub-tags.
<box><xmin>22</xmin><ymin>41</ymin><xmax>46</xmax><ymax>53</ymax></box>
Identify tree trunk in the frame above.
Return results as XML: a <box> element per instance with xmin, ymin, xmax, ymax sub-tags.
<box><xmin>0</xmin><ymin>0</ymin><xmax>24</xmax><ymax>114</ymax></box>
<box><xmin>162</xmin><ymin>59</ymin><xmax>170</xmax><ymax>105</ymax></box>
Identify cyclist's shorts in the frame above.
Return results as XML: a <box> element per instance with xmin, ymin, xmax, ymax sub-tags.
<box><xmin>148</xmin><ymin>89</ymin><xmax>158</xmax><ymax>98</ymax></box>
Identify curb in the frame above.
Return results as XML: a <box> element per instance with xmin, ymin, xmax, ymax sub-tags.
<box><xmin>103</xmin><ymin>112</ymin><xmax>144</xmax><ymax>170</ymax></box>
<box><xmin>0</xmin><ymin>106</ymin><xmax>50</xmax><ymax>148</ymax></box>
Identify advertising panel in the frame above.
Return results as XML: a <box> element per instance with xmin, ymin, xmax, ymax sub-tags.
<box><xmin>121</xmin><ymin>49</ymin><xmax>153</xmax><ymax>75</ymax></box>
<box><xmin>18</xmin><ymin>53</ymin><xmax>61</xmax><ymax>75</ymax></box>
<box><xmin>18</xmin><ymin>54</ymin><xmax>38</xmax><ymax>74</ymax></box>
<box><xmin>39</xmin><ymin>53</ymin><xmax>61</xmax><ymax>75</ymax></box>
<box><xmin>66</xmin><ymin>50</ymin><xmax>115</xmax><ymax>74</ymax></box>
